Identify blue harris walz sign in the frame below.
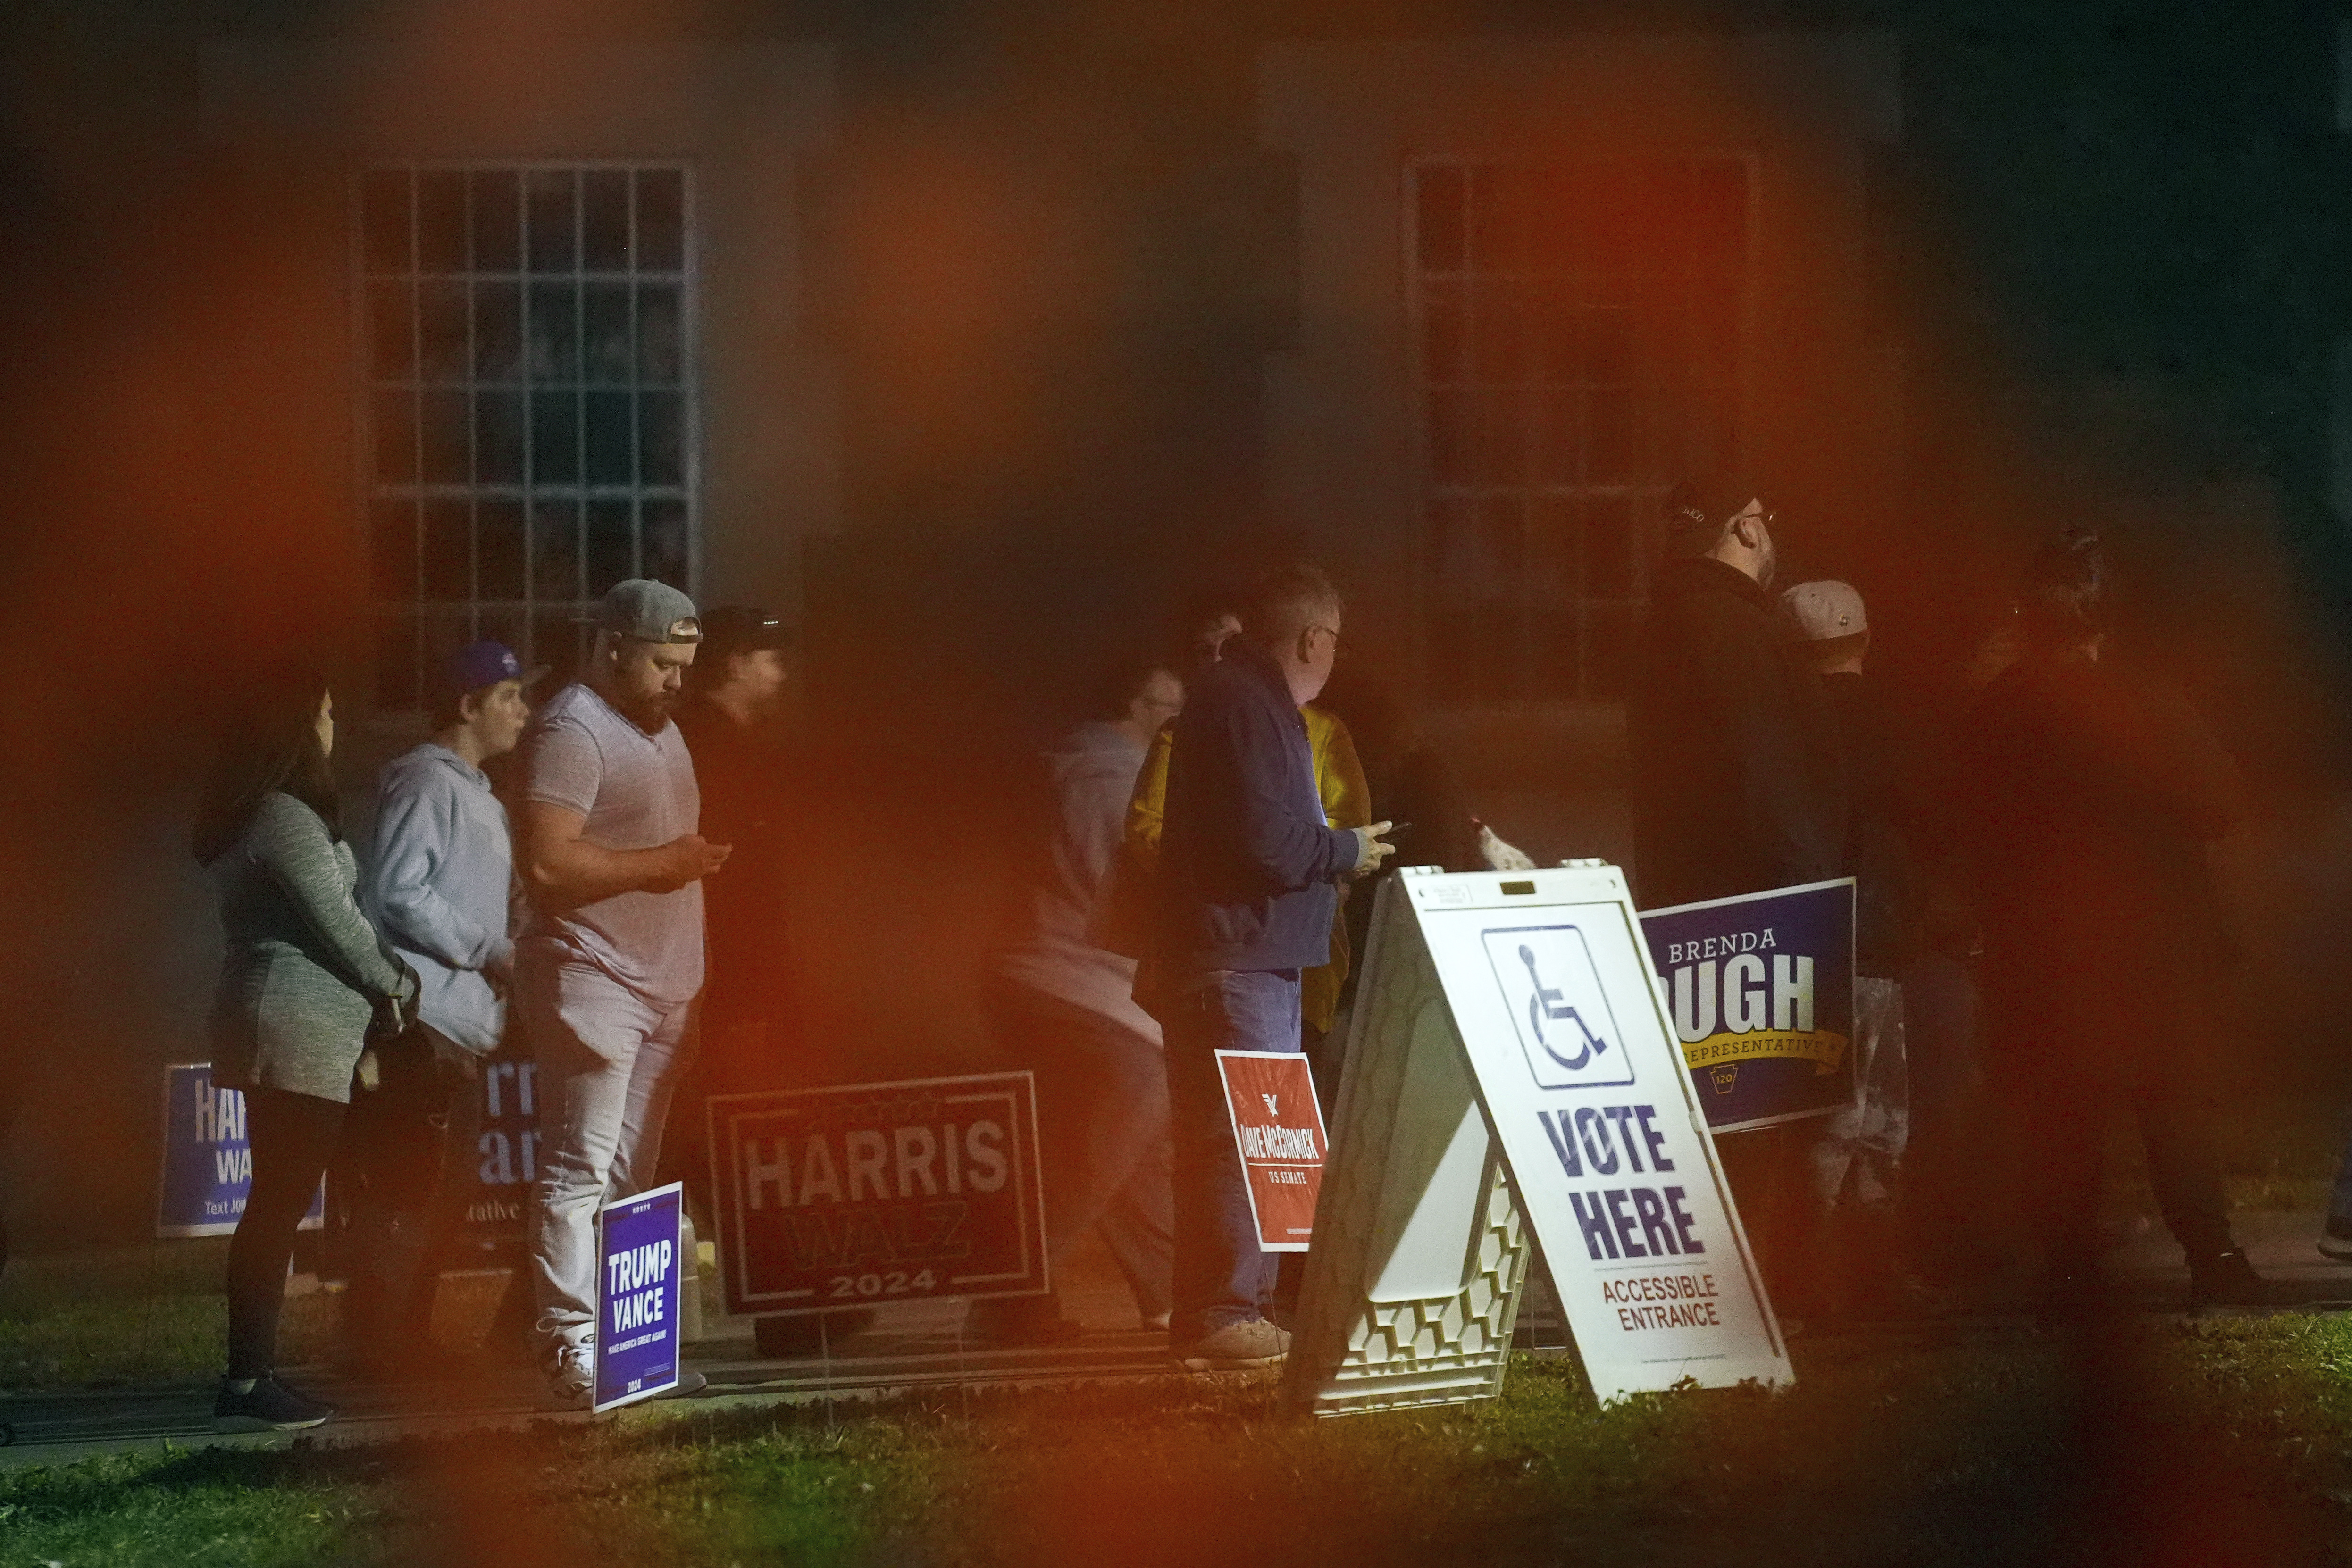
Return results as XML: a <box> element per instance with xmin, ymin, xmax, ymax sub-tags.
<box><xmin>594</xmin><ymin>1180</ymin><xmax>685</xmax><ymax>1412</ymax></box>
<box><xmin>157</xmin><ymin>1064</ymin><xmax>324</xmax><ymax>1238</ymax></box>
<box><xmin>1639</xmin><ymin>879</ymin><xmax>1856</xmax><ymax>1134</ymax></box>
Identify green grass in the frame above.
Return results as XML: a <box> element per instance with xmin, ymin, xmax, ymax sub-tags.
<box><xmin>5</xmin><ymin>1317</ymin><xmax>2352</xmax><ymax>1567</ymax></box>
<box><xmin>0</xmin><ymin>1246</ymin><xmax>342</xmax><ymax>1393</ymax></box>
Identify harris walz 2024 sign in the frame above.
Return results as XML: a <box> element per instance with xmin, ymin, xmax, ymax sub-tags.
<box><xmin>1639</xmin><ymin>878</ymin><xmax>1855</xmax><ymax>1134</ymax></box>
<box><xmin>708</xmin><ymin>1072</ymin><xmax>1047</xmax><ymax>1318</ymax></box>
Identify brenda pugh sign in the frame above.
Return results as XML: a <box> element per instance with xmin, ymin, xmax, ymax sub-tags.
<box><xmin>157</xmin><ymin>1064</ymin><xmax>323</xmax><ymax>1239</ymax></box>
<box><xmin>594</xmin><ymin>1180</ymin><xmax>684</xmax><ymax>1412</ymax></box>
<box><xmin>1639</xmin><ymin>878</ymin><xmax>1856</xmax><ymax>1134</ymax></box>
<box><xmin>708</xmin><ymin>1072</ymin><xmax>1047</xmax><ymax>1317</ymax></box>
<box><xmin>1282</xmin><ymin>865</ymin><xmax>1788</xmax><ymax>1417</ymax></box>
<box><xmin>1214</xmin><ymin>1051</ymin><xmax>1327</xmax><ymax>1252</ymax></box>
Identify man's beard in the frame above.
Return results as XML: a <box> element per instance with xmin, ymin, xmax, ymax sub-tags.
<box><xmin>621</xmin><ymin>689</ymin><xmax>678</xmax><ymax>730</ymax></box>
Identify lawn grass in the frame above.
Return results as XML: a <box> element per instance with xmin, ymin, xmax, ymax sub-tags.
<box><xmin>3</xmin><ymin>1315</ymin><xmax>2351</xmax><ymax>1567</ymax></box>
<box><xmin>0</xmin><ymin>1245</ymin><xmax>341</xmax><ymax>1394</ymax></box>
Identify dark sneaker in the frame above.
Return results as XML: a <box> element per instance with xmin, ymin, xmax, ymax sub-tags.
<box><xmin>2190</xmin><ymin>1248</ymin><xmax>2292</xmax><ymax>1310</ymax></box>
<box><xmin>213</xmin><ymin>1374</ymin><xmax>334</xmax><ymax>1432</ymax></box>
<box><xmin>1174</xmin><ymin>1318</ymin><xmax>1289</xmax><ymax>1371</ymax></box>
<box><xmin>2319</xmin><ymin>1223</ymin><xmax>2352</xmax><ymax>1264</ymax></box>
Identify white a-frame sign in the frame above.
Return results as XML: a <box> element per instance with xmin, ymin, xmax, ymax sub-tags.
<box><xmin>1282</xmin><ymin>863</ymin><xmax>1791</xmax><ymax>1417</ymax></box>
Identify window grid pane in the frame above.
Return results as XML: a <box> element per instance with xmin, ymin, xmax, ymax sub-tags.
<box><xmin>361</xmin><ymin>162</ymin><xmax>694</xmax><ymax>711</ymax></box>
<box><xmin>1412</xmin><ymin>158</ymin><xmax>1747</xmax><ymax>704</ymax></box>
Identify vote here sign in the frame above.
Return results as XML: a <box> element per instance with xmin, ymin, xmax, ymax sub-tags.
<box><xmin>157</xmin><ymin>1064</ymin><xmax>322</xmax><ymax>1239</ymax></box>
<box><xmin>594</xmin><ymin>1180</ymin><xmax>685</xmax><ymax>1412</ymax></box>
<box><xmin>1214</xmin><ymin>1051</ymin><xmax>1328</xmax><ymax>1252</ymax></box>
<box><xmin>709</xmin><ymin>1072</ymin><xmax>1047</xmax><ymax>1318</ymax></box>
<box><xmin>1639</xmin><ymin>879</ymin><xmax>1856</xmax><ymax>1133</ymax></box>
<box><xmin>1403</xmin><ymin>867</ymin><xmax>1789</xmax><ymax>1400</ymax></box>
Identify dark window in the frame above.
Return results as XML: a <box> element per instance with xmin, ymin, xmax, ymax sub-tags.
<box><xmin>361</xmin><ymin>164</ymin><xmax>695</xmax><ymax>710</ymax></box>
<box><xmin>1411</xmin><ymin>158</ymin><xmax>1748</xmax><ymax>704</ymax></box>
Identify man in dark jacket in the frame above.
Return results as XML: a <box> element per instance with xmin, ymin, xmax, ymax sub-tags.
<box><xmin>1628</xmin><ymin>477</ymin><xmax>1845</xmax><ymax>909</ymax></box>
<box><xmin>1152</xmin><ymin>565</ymin><xmax>1392</xmax><ymax>1370</ymax></box>
<box><xmin>1627</xmin><ymin>477</ymin><xmax>1844</xmax><ymax>1308</ymax></box>
<box><xmin>1965</xmin><ymin>531</ymin><xmax>2277</xmax><ymax>1315</ymax></box>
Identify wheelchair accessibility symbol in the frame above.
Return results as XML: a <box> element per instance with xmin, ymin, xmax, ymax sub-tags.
<box><xmin>1481</xmin><ymin>925</ymin><xmax>1636</xmax><ymax>1090</ymax></box>
<box><xmin>1519</xmin><ymin>944</ymin><xmax>1609</xmax><ymax>1070</ymax></box>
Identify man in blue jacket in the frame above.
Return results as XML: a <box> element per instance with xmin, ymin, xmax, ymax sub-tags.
<box><xmin>1154</xmin><ymin>565</ymin><xmax>1393</xmax><ymax>1369</ymax></box>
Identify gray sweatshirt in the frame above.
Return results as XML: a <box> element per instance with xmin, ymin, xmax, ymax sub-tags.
<box><xmin>993</xmin><ymin>720</ymin><xmax>1161</xmax><ymax>1044</ymax></box>
<box><xmin>208</xmin><ymin>792</ymin><xmax>411</xmax><ymax>1103</ymax></box>
<box><xmin>363</xmin><ymin>743</ymin><xmax>517</xmax><ymax>1055</ymax></box>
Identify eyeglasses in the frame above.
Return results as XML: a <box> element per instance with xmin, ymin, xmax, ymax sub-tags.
<box><xmin>1306</xmin><ymin>626</ymin><xmax>1351</xmax><ymax>664</ymax></box>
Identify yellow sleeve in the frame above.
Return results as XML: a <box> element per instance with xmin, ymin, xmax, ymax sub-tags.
<box><xmin>1124</xmin><ymin>724</ymin><xmax>1174</xmax><ymax>875</ymax></box>
<box><xmin>1306</xmin><ymin>708</ymin><xmax>1373</xmax><ymax>831</ymax></box>
<box><xmin>1300</xmin><ymin>707</ymin><xmax>1371</xmax><ymax>1035</ymax></box>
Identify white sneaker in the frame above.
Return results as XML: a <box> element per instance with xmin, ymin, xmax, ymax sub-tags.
<box><xmin>541</xmin><ymin>1343</ymin><xmax>594</xmax><ymax>1410</ymax></box>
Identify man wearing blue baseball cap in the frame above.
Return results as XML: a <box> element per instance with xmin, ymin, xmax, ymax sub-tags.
<box><xmin>351</xmin><ymin>639</ymin><xmax>541</xmax><ymax>1370</ymax></box>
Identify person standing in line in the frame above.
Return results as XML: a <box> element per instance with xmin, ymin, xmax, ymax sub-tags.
<box><xmin>1123</xmin><ymin>601</ymin><xmax>1373</xmax><ymax>1094</ymax></box>
<box><xmin>1964</xmin><ymin>531</ymin><xmax>2279</xmax><ymax>1317</ymax></box>
<box><xmin>350</xmin><ymin>640</ymin><xmax>537</xmax><ymax>1371</ymax></box>
<box><xmin>668</xmin><ymin>605</ymin><xmax>853</xmax><ymax>1360</ymax></box>
<box><xmin>670</xmin><ymin>607</ymin><xmax>801</xmax><ymax>1107</ymax></box>
<box><xmin>1152</xmin><ymin>565</ymin><xmax>1393</xmax><ymax>1371</ymax></box>
<box><xmin>1779</xmin><ymin>581</ymin><xmax>1919</xmax><ymax>1311</ymax></box>
<box><xmin>516</xmin><ymin>580</ymin><xmax>730</xmax><ymax>1406</ymax></box>
<box><xmin>1626</xmin><ymin>476</ymin><xmax>1846</xmax><ymax>1306</ymax></box>
<box><xmin>977</xmin><ymin>657</ymin><xmax>1189</xmax><ymax>1344</ymax></box>
<box><xmin>194</xmin><ymin>668</ymin><xmax>418</xmax><ymax>1431</ymax></box>
<box><xmin>1627</xmin><ymin>476</ymin><xmax>1845</xmax><ymax>909</ymax></box>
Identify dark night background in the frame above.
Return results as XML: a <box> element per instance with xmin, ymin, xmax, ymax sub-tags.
<box><xmin>0</xmin><ymin>0</ymin><xmax>2348</xmax><ymax>1250</ymax></box>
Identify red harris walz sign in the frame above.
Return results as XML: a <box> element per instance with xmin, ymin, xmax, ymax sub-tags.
<box><xmin>708</xmin><ymin>1072</ymin><xmax>1048</xmax><ymax>1317</ymax></box>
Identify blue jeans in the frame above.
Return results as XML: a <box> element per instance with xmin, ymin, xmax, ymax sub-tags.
<box><xmin>1162</xmin><ymin>968</ymin><xmax>1302</xmax><ymax>1340</ymax></box>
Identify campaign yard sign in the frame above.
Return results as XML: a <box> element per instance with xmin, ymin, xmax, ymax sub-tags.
<box><xmin>1214</xmin><ymin>1051</ymin><xmax>1328</xmax><ymax>1252</ymax></box>
<box><xmin>594</xmin><ymin>1180</ymin><xmax>685</xmax><ymax>1412</ymax></box>
<box><xmin>157</xmin><ymin>1064</ymin><xmax>323</xmax><ymax>1239</ymax></box>
<box><xmin>709</xmin><ymin>1072</ymin><xmax>1047</xmax><ymax>1318</ymax></box>
<box><xmin>1283</xmin><ymin>866</ymin><xmax>1788</xmax><ymax>1417</ymax></box>
<box><xmin>458</xmin><ymin>1050</ymin><xmax>539</xmax><ymax>1255</ymax></box>
<box><xmin>1639</xmin><ymin>878</ymin><xmax>1857</xmax><ymax>1133</ymax></box>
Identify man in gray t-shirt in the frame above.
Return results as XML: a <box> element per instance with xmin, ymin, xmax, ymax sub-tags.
<box><xmin>515</xmin><ymin>580</ymin><xmax>731</xmax><ymax>1405</ymax></box>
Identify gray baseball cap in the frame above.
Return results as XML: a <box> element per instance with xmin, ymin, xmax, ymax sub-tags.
<box><xmin>586</xmin><ymin>579</ymin><xmax>702</xmax><ymax>643</ymax></box>
<box><xmin>1779</xmin><ymin>580</ymin><xmax>1868</xmax><ymax>642</ymax></box>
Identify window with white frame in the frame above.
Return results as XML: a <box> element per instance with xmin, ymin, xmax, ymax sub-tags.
<box><xmin>360</xmin><ymin>164</ymin><xmax>695</xmax><ymax>711</ymax></box>
<box><xmin>1410</xmin><ymin>158</ymin><xmax>1749</xmax><ymax>704</ymax></box>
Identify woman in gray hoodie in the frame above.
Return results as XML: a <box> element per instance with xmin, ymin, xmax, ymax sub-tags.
<box><xmin>193</xmin><ymin>667</ymin><xmax>416</xmax><ymax>1431</ymax></box>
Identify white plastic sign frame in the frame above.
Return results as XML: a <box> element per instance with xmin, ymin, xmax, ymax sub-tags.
<box><xmin>1284</xmin><ymin>864</ymin><xmax>1790</xmax><ymax>1416</ymax></box>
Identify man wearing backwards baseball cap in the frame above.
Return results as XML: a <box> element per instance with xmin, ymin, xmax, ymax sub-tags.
<box><xmin>350</xmin><ymin>639</ymin><xmax>541</xmax><ymax>1369</ymax></box>
<box><xmin>514</xmin><ymin>580</ymin><xmax>731</xmax><ymax>1407</ymax></box>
